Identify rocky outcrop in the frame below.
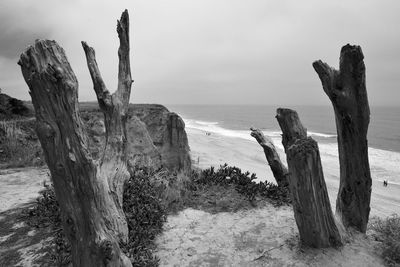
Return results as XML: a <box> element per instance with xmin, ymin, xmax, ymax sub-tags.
<box><xmin>125</xmin><ymin>116</ymin><xmax>163</xmax><ymax>170</ymax></box>
<box><xmin>82</xmin><ymin>104</ymin><xmax>191</xmax><ymax>171</ymax></box>
<box><xmin>130</xmin><ymin>104</ymin><xmax>191</xmax><ymax>171</ymax></box>
<box><xmin>0</xmin><ymin>95</ymin><xmax>190</xmax><ymax>171</ymax></box>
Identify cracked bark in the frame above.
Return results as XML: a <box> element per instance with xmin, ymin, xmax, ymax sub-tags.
<box><xmin>276</xmin><ymin>108</ymin><xmax>342</xmax><ymax>248</ymax></box>
<box><xmin>313</xmin><ymin>44</ymin><xmax>371</xmax><ymax>233</ymax></box>
<box><xmin>18</xmin><ymin>10</ymin><xmax>133</xmax><ymax>267</ymax></box>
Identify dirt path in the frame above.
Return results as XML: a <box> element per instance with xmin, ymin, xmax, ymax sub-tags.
<box><xmin>0</xmin><ymin>167</ymin><xmax>49</xmax><ymax>212</ymax></box>
<box><xmin>155</xmin><ymin>205</ymin><xmax>385</xmax><ymax>266</ymax></box>
<box><xmin>0</xmin><ymin>167</ymin><xmax>54</xmax><ymax>266</ymax></box>
<box><xmin>0</xmin><ymin>167</ymin><xmax>388</xmax><ymax>266</ymax></box>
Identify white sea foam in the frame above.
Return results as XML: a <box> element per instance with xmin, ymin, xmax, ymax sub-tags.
<box><xmin>308</xmin><ymin>131</ymin><xmax>337</xmax><ymax>138</ymax></box>
<box><xmin>184</xmin><ymin>118</ymin><xmax>255</xmax><ymax>141</ymax></box>
<box><xmin>194</xmin><ymin>120</ymin><xmax>219</xmax><ymax>125</ymax></box>
<box><xmin>183</xmin><ymin>117</ymin><xmax>400</xmax><ymax>186</ymax></box>
<box><xmin>184</xmin><ymin>118</ymin><xmax>336</xmax><ymax>142</ymax></box>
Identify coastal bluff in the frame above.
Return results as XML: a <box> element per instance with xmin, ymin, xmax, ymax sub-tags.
<box><xmin>0</xmin><ymin>93</ymin><xmax>191</xmax><ymax>172</ymax></box>
<box><xmin>83</xmin><ymin>103</ymin><xmax>191</xmax><ymax>171</ymax></box>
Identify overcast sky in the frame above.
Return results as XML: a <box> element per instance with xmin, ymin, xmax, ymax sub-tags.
<box><xmin>0</xmin><ymin>0</ymin><xmax>399</xmax><ymax>106</ymax></box>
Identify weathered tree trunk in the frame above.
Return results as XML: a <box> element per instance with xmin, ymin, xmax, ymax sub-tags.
<box><xmin>250</xmin><ymin>127</ymin><xmax>288</xmax><ymax>187</ymax></box>
<box><xmin>18</xmin><ymin>10</ymin><xmax>133</xmax><ymax>267</ymax></box>
<box><xmin>312</xmin><ymin>44</ymin><xmax>371</xmax><ymax>233</ymax></box>
<box><xmin>276</xmin><ymin>108</ymin><xmax>342</xmax><ymax>247</ymax></box>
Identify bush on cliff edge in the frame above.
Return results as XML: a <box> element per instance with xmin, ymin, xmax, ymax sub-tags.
<box><xmin>24</xmin><ymin>164</ymin><xmax>290</xmax><ymax>266</ymax></box>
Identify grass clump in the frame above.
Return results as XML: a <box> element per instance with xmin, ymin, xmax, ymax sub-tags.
<box><xmin>371</xmin><ymin>214</ymin><xmax>400</xmax><ymax>266</ymax></box>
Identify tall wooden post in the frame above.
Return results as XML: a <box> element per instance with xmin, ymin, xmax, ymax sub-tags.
<box><xmin>276</xmin><ymin>108</ymin><xmax>342</xmax><ymax>247</ymax></box>
<box><xmin>313</xmin><ymin>44</ymin><xmax>371</xmax><ymax>233</ymax></box>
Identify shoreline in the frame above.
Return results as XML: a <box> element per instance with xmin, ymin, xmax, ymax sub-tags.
<box><xmin>187</xmin><ymin>127</ymin><xmax>400</xmax><ymax>218</ymax></box>
<box><xmin>0</xmin><ymin>127</ymin><xmax>398</xmax><ymax>218</ymax></box>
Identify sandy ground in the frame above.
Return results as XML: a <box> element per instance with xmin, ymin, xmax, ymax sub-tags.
<box><xmin>0</xmin><ymin>167</ymin><xmax>386</xmax><ymax>267</ymax></box>
<box><xmin>155</xmin><ymin>205</ymin><xmax>384</xmax><ymax>266</ymax></box>
<box><xmin>0</xmin><ymin>206</ymin><xmax>55</xmax><ymax>267</ymax></box>
<box><xmin>151</xmin><ymin>128</ymin><xmax>394</xmax><ymax>266</ymax></box>
<box><xmin>0</xmin><ymin>168</ymin><xmax>50</xmax><ymax>212</ymax></box>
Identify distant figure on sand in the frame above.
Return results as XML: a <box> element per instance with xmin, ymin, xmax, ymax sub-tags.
<box><xmin>206</xmin><ymin>132</ymin><xmax>211</xmax><ymax>136</ymax></box>
<box><xmin>383</xmin><ymin>180</ymin><xmax>388</xmax><ymax>187</ymax></box>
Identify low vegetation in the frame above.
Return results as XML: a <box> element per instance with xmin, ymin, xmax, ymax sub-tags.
<box><xmin>24</xmin><ymin>183</ymin><xmax>70</xmax><ymax>265</ymax></box>
<box><xmin>0</xmin><ymin>119</ymin><xmax>44</xmax><ymax>168</ymax></box>
<box><xmin>122</xmin><ymin>169</ymin><xmax>167</xmax><ymax>266</ymax></box>
<box><xmin>22</xmin><ymin>164</ymin><xmax>290</xmax><ymax>266</ymax></box>
<box><xmin>198</xmin><ymin>164</ymin><xmax>291</xmax><ymax>206</ymax></box>
<box><xmin>371</xmin><ymin>214</ymin><xmax>400</xmax><ymax>266</ymax></box>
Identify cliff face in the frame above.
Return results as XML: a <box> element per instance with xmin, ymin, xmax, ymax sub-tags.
<box><xmin>0</xmin><ymin>93</ymin><xmax>191</xmax><ymax>171</ymax></box>
<box><xmin>130</xmin><ymin>104</ymin><xmax>191</xmax><ymax>171</ymax></box>
<box><xmin>83</xmin><ymin>104</ymin><xmax>191</xmax><ymax>171</ymax></box>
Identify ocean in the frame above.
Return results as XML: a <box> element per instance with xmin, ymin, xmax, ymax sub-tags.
<box><xmin>166</xmin><ymin>105</ymin><xmax>400</xmax><ymax>211</ymax></box>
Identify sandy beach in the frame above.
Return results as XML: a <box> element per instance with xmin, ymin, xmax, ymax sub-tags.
<box><xmin>187</xmin><ymin>127</ymin><xmax>400</xmax><ymax>218</ymax></box>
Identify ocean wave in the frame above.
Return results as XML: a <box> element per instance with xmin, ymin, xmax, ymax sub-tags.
<box><xmin>194</xmin><ymin>120</ymin><xmax>219</xmax><ymax>125</ymax></box>
<box><xmin>308</xmin><ymin>131</ymin><xmax>337</xmax><ymax>138</ymax></box>
<box><xmin>183</xmin><ymin>118</ymin><xmax>336</xmax><ymax>142</ymax></box>
<box><xmin>183</xmin><ymin>117</ymin><xmax>400</xmax><ymax>185</ymax></box>
<box><xmin>184</xmin><ymin>118</ymin><xmax>254</xmax><ymax>141</ymax></box>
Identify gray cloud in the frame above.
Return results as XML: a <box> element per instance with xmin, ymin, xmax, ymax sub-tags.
<box><xmin>0</xmin><ymin>1</ymin><xmax>53</xmax><ymax>59</ymax></box>
<box><xmin>1</xmin><ymin>0</ymin><xmax>400</xmax><ymax>106</ymax></box>
<box><xmin>0</xmin><ymin>28</ymin><xmax>52</xmax><ymax>60</ymax></box>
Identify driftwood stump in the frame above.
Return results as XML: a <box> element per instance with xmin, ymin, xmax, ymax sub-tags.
<box><xmin>250</xmin><ymin>127</ymin><xmax>288</xmax><ymax>187</ymax></box>
<box><xmin>276</xmin><ymin>108</ymin><xmax>342</xmax><ymax>247</ymax></box>
<box><xmin>313</xmin><ymin>44</ymin><xmax>371</xmax><ymax>233</ymax></box>
<box><xmin>19</xmin><ymin>10</ymin><xmax>133</xmax><ymax>267</ymax></box>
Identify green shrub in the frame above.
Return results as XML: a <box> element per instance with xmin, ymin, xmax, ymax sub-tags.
<box><xmin>24</xmin><ymin>164</ymin><xmax>289</xmax><ymax>266</ymax></box>
<box><xmin>25</xmin><ymin>170</ymin><xmax>168</xmax><ymax>267</ymax></box>
<box><xmin>371</xmin><ymin>214</ymin><xmax>400</xmax><ymax>266</ymax></box>
<box><xmin>122</xmin><ymin>169</ymin><xmax>167</xmax><ymax>267</ymax></box>
<box><xmin>197</xmin><ymin>164</ymin><xmax>291</xmax><ymax>205</ymax></box>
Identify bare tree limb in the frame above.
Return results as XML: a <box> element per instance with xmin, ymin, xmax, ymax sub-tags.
<box><xmin>115</xmin><ymin>9</ymin><xmax>133</xmax><ymax>109</ymax></box>
<box><xmin>250</xmin><ymin>127</ymin><xmax>288</xmax><ymax>187</ymax></box>
<box><xmin>312</xmin><ymin>60</ymin><xmax>336</xmax><ymax>99</ymax></box>
<box><xmin>81</xmin><ymin>41</ymin><xmax>111</xmax><ymax>111</ymax></box>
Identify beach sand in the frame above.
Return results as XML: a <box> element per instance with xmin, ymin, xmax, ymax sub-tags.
<box><xmin>0</xmin><ymin>168</ymin><xmax>50</xmax><ymax>213</ymax></box>
<box><xmin>155</xmin><ymin>205</ymin><xmax>385</xmax><ymax>267</ymax></box>
<box><xmin>187</xmin><ymin>127</ymin><xmax>400</xmax><ymax>218</ymax></box>
<box><xmin>154</xmin><ymin>128</ymin><xmax>396</xmax><ymax>266</ymax></box>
